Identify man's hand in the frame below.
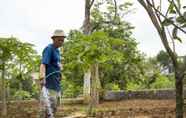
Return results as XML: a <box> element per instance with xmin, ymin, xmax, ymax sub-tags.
<box><xmin>39</xmin><ymin>64</ymin><xmax>46</xmax><ymax>87</ymax></box>
<box><xmin>40</xmin><ymin>78</ymin><xmax>46</xmax><ymax>87</ymax></box>
<box><xmin>59</xmin><ymin>77</ymin><xmax>62</xmax><ymax>81</ymax></box>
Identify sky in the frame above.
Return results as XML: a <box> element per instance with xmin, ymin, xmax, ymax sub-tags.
<box><xmin>0</xmin><ymin>0</ymin><xmax>185</xmax><ymax>57</ymax></box>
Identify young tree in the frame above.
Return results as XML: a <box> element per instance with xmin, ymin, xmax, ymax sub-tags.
<box><xmin>0</xmin><ymin>37</ymin><xmax>39</xmax><ymax>116</ymax></box>
<box><xmin>82</xmin><ymin>0</ymin><xmax>95</xmax><ymax>105</ymax></box>
<box><xmin>64</xmin><ymin>31</ymin><xmax>126</xmax><ymax>114</ymax></box>
<box><xmin>137</xmin><ymin>0</ymin><xmax>186</xmax><ymax>117</ymax></box>
<box><xmin>0</xmin><ymin>37</ymin><xmax>18</xmax><ymax>116</ymax></box>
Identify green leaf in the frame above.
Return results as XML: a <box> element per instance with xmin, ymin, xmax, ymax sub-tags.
<box><xmin>175</xmin><ymin>37</ymin><xmax>182</xmax><ymax>43</ymax></box>
<box><xmin>176</xmin><ymin>16</ymin><xmax>185</xmax><ymax>24</ymax></box>
<box><xmin>176</xmin><ymin>0</ymin><xmax>181</xmax><ymax>9</ymax></box>
<box><xmin>172</xmin><ymin>27</ymin><xmax>178</xmax><ymax>39</ymax></box>
<box><xmin>184</xmin><ymin>12</ymin><xmax>186</xmax><ymax>20</ymax></box>
<box><xmin>181</xmin><ymin>23</ymin><xmax>186</xmax><ymax>28</ymax></box>
<box><xmin>162</xmin><ymin>18</ymin><xmax>174</xmax><ymax>26</ymax></box>
<box><xmin>168</xmin><ymin>2</ymin><xmax>176</xmax><ymax>14</ymax></box>
<box><xmin>169</xmin><ymin>9</ymin><xmax>176</xmax><ymax>14</ymax></box>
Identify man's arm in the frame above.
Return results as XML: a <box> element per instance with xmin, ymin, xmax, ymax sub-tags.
<box><xmin>39</xmin><ymin>64</ymin><xmax>46</xmax><ymax>86</ymax></box>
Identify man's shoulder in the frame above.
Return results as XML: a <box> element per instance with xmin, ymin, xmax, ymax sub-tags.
<box><xmin>46</xmin><ymin>44</ymin><xmax>53</xmax><ymax>49</ymax></box>
<box><xmin>42</xmin><ymin>44</ymin><xmax>53</xmax><ymax>54</ymax></box>
<box><xmin>43</xmin><ymin>44</ymin><xmax>53</xmax><ymax>50</ymax></box>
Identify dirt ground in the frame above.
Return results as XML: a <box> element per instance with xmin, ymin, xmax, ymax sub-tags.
<box><xmin>0</xmin><ymin>99</ymin><xmax>183</xmax><ymax>118</ymax></box>
<box><xmin>95</xmin><ymin>100</ymin><xmax>176</xmax><ymax>118</ymax></box>
<box><xmin>63</xmin><ymin>99</ymin><xmax>176</xmax><ymax>118</ymax></box>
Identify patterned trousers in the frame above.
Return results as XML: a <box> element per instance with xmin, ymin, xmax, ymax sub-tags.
<box><xmin>39</xmin><ymin>87</ymin><xmax>61</xmax><ymax>118</ymax></box>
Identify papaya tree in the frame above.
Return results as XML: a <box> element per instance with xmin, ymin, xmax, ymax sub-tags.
<box><xmin>82</xmin><ymin>0</ymin><xmax>95</xmax><ymax>105</ymax></box>
<box><xmin>81</xmin><ymin>0</ymin><xmax>143</xmax><ymax>115</ymax></box>
<box><xmin>0</xmin><ymin>37</ymin><xmax>39</xmax><ymax>116</ymax></box>
<box><xmin>64</xmin><ymin>31</ymin><xmax>126</xmax><ymax>114</ymax></box>
<box><xmin>0</xmin><ymin>37</ymin><xmax>19</xmax><ymax>116</ymax></box>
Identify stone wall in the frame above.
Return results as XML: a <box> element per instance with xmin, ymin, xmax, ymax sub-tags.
<box><xmin>103</xmin><ymin>89</ymin><xmax>186</xmax><ymax>101</ymax></box>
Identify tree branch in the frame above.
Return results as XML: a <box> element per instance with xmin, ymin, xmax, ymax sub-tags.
<box><xmin>91</xmin><ymin>20</ymin><xmax>122</xmax><ymax>32</ymax></box>
<box><xmin>144</xmin><ymin>0</ymin><xmax>162</xmax><ymax>31</ymax></box>
<box><xmin>171</xmin><ymin>0</ymin><xmax>183</xmax><ymax>18</ymax></box>
<box><xmin>89</xmin><ymin>0</ymin><xmax>95</xmax><ymax>9</ymax></box>
<box><xmin>166</xmin><ymin>27</ymin><xmax>176</xmax><ymax>53</ymax></box>
<box><xmin>138</xmin><ymin>0</ymin><xmax>178</xmax><ymax>68</ymax></box>
<box><xmin>151</xmin><ymin>0</ymin><xmax>162</xmax><ymax>25</ymax></box>
<box><xmin>160</xmin><ymin>0</ymin><xmax>162</xmax><ymax>11</ymax></box>
<box><xmin>165</xmin><ymin>4</ymin><xmax>170</xmax><ymax>16</ymax></box>
<box><xmin>113</xmin><ymin>0</ymin><xmax>117</xmax><ymax>20</ymax></box>
<box><xmin>147</xmin><ymin>0</ymin><xmax>186</xmax><ymax>34</ymax></box>
<box><xmin>138</xmin><ymin>0</ymin><xmax>148</xmax><ymax>10</ymax></box>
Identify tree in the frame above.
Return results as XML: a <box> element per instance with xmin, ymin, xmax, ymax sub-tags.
<box><xmin>64</xmin><ymin>31</ymin><xmax>126</xmax><ymax>114</ymax></box>
<box><xmin>82</xmin><ymin>0</ymin><xmax>95</xmax><ymax>106</ymax></box>
<box><xmin>137</xmin><ymin>0</ymin><xmax>186</xmax><ymax>117</ymax></box>
<box><xmin>157</xmin><ymin>50</ymin><xmax>173</xmax><ymax>73</ymax></box>
<box><xmin>0</xmin><ymin>37</ymin><xmax>18</xmax><ymax>116</ymax></box>
<box><xmin>82</xmin><ymin>0</ymin><xmax>142</xmax><ymax>115</ymax></box>
<box><xmin>83</xmin><ymin>0</ymin><xmax>95</xmax><ymax>35</ymax></box>
<box><xmin>0</xmin><ymin>37</ymin><xmax>39</xmax><ymax>116</ymax></box>
<box><xmin>157</xmin><ymin>50</ymin><xmax>170</xmax><ymax>67</ymax></box>
<box><xmin>90</xmin><ymin>0</ymin><xmax>134</xmax><ymax>37</ymax></box>
<box><xmin>90</xmin><ymin>0</ymin><xmax>147</xmax><ymax>91</ymax></box>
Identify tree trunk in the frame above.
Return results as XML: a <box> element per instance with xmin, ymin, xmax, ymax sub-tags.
<box><xmin>137</xmin><ymin>1</ymin><xmax>184</xmax><ymax>117</ymax></box>
<box><xmin>119</xmin><ymin>78</ymin><xmax>126</xmax><ymax>90</ymax></box>
<box><xmin>93</xmin><ymin>63</ymin><xmax>100</xmax><ymax>105</ymax></box>
<box><xmin>175</xmin><ymin>72</ymin><xmax>184</xmax><ymax>118</ymax></box>
<box><xmin>83</xmin><ymin>0</ymin><xmax>93</xmax><ymax>103</ymax></box>
<box><xmin>183</xmin><ymin>73</ymin><xmax>186</xmax><ymax>114</ymax></box>
<box><xmin>83</xmin><ymin>0</ymin><xmax>97</xmax><ymax>115</ymax></box>
<box><xmin>87</xmin><ymin>63</ymin><xmax>100</xmax><ymax>115</ymax></box>
<box><xmin>83</xmin><ymin>0</ymin><xmax>91</xmax><ymax>35</ymax></box>
<box><xmin>83</xmin><ymin>68</ymin><xmax>91</xmax><ymax>103</ymax></box>
<box><xmin>2</xmin><ymin>63</ymin><xmax>7</xmax><ymax>116</ymax></box>
<box><xmin>7</xmin><ymin>85</ymin><xmax>10</xmax><ymax>101</ymax></box>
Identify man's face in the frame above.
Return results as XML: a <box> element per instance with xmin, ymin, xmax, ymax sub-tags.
<box><xmin>53</xmin><ymin>36</ymin><xmax>65</xmax><ymax>47</ymax></box>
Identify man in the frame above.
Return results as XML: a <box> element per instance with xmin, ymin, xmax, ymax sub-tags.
<box><xmin>39</xmin><ymin>29</ymin><xmax>65</xmax><ymax>118</ymax></box>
